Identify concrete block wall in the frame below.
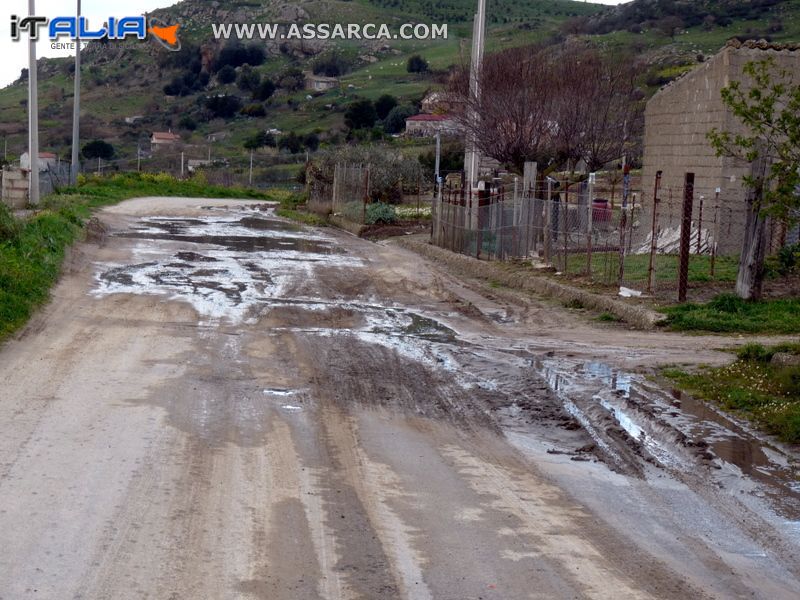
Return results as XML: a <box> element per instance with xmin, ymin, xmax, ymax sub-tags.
<box><xmin>2</xmin><ymin>167</ymin><xmax>29</xmax><ymax>209</ymax></box>
<box><xmin>642</xmin><ymin>45</ymin><xmax>800</xmax><ymax>255</ymax></box>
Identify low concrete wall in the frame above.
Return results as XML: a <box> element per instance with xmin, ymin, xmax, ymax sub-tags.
<box><xmin>394</xmin><ymin>237</ymin><xmax>668</xmax><ymax>330</ymax></box>
<box><xmin>2</xmin><ymin>167</ymin><xmax>29</xmax><ymax>209</ymax></box>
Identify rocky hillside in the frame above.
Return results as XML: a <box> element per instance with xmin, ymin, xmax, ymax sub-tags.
<box><xmin>0</xmin><ymin>0</ymin><xmax>797</xmax><ymax>179</ymax></box>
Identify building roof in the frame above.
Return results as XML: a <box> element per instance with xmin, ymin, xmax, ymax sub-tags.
<box><xmin>39</xmin><ymin>152</ymin><xmax>57</xmax><ymax>159</ymax></box>
<box><xmin>406</xmin><ymin>114</ymin><xmax>452</xmax><ymax>122</ymax></box>
<box><xmin>151</xmin><ymin>131</ymin><xmax>180</xmax><ymax>141</ymax></box>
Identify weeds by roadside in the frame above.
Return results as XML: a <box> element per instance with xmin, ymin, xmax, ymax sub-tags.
<box><xmin>0</xmin><ymin>173</ymin><xmax>272</xmax><ymax>342</ymax></box>
<box><xmin>665</xmin><ymin>343</ymin><xmax>800</xmax><ymax>443</ymax></box>
<box><xmin>662</xmin><ymin>293</ymin><xmax>800</xmax><ymax>334</ymax></box>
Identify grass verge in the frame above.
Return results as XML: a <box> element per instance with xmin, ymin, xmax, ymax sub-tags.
<box><xmin>270</xmin><ymin>190</ymin><xmax>328</xmax><ymax>227</ymax></box>
<box><xmin>0</xmin><ymin>172</ymin><xmax>270</xmax><ymax>342</ymax></box>
<box><xmin>664</xmin><ymin>343</ymin><xmax>800</xmax><ymax>443</ymax></box>
<box><xmin>662</xmin><ymin>293</ymin><xmax>800</xmax><ymax>334</ymax></box>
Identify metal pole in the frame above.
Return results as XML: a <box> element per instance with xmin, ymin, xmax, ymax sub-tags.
<box><xmin>434</xmin><ymin>131</ymin><xmax>441</xmax><ymax>186</ymax></box>
<box><xmin>710</xmin><ymin>189</ymin><xmax>720</xmax><ymax>278</ymax></box>
<box><xmin>678</xmin><ymin>173</ymin><xmax>695</xmax><ymax>302</ymax></box>
<box><xmin>137</xmin><ymin>143</ymin><xmax>141</xmax><ymax>172</ymax></box>
<box><xmin>544</xmin><ymin>178</ymin><xmax>552</xmax><ymax>264</ymax></box>
<box><xmin>696</xmin><ymin>195</ymin><xmax>704</xmax><ymax>254</ymax></box>
<box><xmin>249</xmin><ymin>150</ymin><xmax>253</xmax><ymax>186</ymax></box>
<box><xmin>180</xmin><ymin>151</ymin><xmax>184</xmax><ymax>178</ymax></box>
<box><xmin>646</xmin><ymin>171</ymin><xmax>663</xmax><ymax>293</ymax></box>
<box><xmin>70</xmin><ymin>0</ymin><xmax>81</xmax><ymax>185</ymax></box>
<box><xmin>586</xmin><ymin>174</ymin><xmax>594</xmax><ymax>276</ymax></box>
<box><xmin>27</xmin><ymin>0</ymin><xmax>40</xmax><ymax>205</ymax></box>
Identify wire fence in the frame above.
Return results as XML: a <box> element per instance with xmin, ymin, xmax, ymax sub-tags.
<box><xmin>429</xmin><ymin>169</ymin><xmax>790</xmax><ymax>302</ymax></box>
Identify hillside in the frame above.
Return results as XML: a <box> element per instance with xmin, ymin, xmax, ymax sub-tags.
<box><xmin>0</xmin><ymin>0</ymin><xmax>798</xmax><ymax>181</ymax></box>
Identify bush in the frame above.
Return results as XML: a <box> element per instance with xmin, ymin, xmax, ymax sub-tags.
<box><xmin>178</xmin><ymin>115</ymin><xmax>197</xmax><ymax>130</ymax></box>
<box><xmin>383</xmin><ymin>105</ymin><xmax>416</xmax><ymax>134</ymax></box>
<box><xmin>236</xmin><ymin>65</ymin><xmax>260</xmax><ymax>92</ymax></box>
<box><xmin>366</xmin><ymin>202</ymin><xmax>397</xmax><ymax>225</ymax></box>
<box><xmin>0</xmin><ymin>202</ymin><xmax>19</xmax><ymax>241</ymax></box>
<box><xmin>82</xmin><ymin>139</ymin><xmax>114</xmax><ymax>160</ymax></box>
<box><xmin>217</xmin><ymin>65</ymin><xmax>236</xmax><ymax>84</ymax></box>
<box><xmin>345</xmin><ymin>99</ymin><xmax>377</xmax><ymax>130</ymax></box>
<box><xmin>240</xmin><ymin>103</ymin><xmax>266</xmax><ymax>117</ymax></box>
<box><xmin>407</xmin><ymin>54</ymin><xmax>429</xmax><ymax>73</ymax></box>
<box><xmin>204</xmin><ymin>94</ymin><xmax>242</xmax><ymax>119</ymax></box>
<box><xmin>375</xmin><ymin>94</ymin><xmax>398</xmax><ymax>120</ymax></box>
<box><xmin>253</xmin><ymin>79</ymin><xmax>276</xmax><ymax>101</ymax></box>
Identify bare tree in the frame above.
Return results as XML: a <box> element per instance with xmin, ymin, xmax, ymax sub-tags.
<box><xmin>449</xmin><ymin>43</ymin><xmax>643</xmax><ymax>175</ymax></box>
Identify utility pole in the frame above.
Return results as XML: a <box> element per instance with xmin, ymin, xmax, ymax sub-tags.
<box><xmin>137</xmin><ymin>143</ymin><xmax>141</xmax><ymax>172</ymax></box>
<box><xmin>180</xmin><ymin>151</ymin><xmax>184</xmax><ymax>178</ymax></box>
<box><xmin>463</xmin><ymin>0</ymin><xmax>486</xmax><ymax>191</ymax></box>
<box><xmin>434</xmin><ymin>130</ymin><xmax>441</xmax><ymax>188</ymax></box>
<box><xmin>249</xmin><ymin>150</ymin><xmax>254</xmax><ymax>186</ymax></box>
<box><xmin>70</xmin><ymin>0</ymin><xmax>81</xmax><ymax>185</ymax></box>
<box><xmin>27</xmin><ymin>0</ymin><xmax>40</xmax><ymax>205</ymax></box>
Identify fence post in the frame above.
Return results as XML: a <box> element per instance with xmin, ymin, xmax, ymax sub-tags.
<box><xmin>617</xmin><ymin>204</ymin><xmax>628</xmax><ymax>288</ymax></box>
<box><xmin>544</xmin><ymin>178</ymin><xmax>552</xmax><ymax>264</ymax></box>
<box><xmin>710</xmin><ymin>189</ymin><xmax>720</xmax><ymax>278</ymax></box>
<box><xmin>696</xmin><ymin>194</ymin><xmax>704</xmax><ymax>254</ymax></box>
<box><xmin>563</xmin><ymin>180</ymin><xmax>569</xmax><ymax>274</ymax></box>
<box><xmin>586</xmin><ymin>174</ymin><xmax>594</xmax><ymax>276</ymax></box>
<box><xmin>678</xmin><ymin>172</ymin><xmax>695</xmax><ymax>302</ymax></box>
<box><xmin>646</xmin><ymin>170</ymin><xmax>663</xmax><ymax>293</ymax></box>
<box><xmin>362</xmin><ymin>165</ymin><xmax>370</xmax><ymax>224</ymax></box>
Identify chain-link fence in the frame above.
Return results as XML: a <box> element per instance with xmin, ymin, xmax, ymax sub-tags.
<box><xmin>429</xmin><ymin>169</ymin><xmax>797</xmax><ymax>302</ymax></box>
<box><xmin>309</xmin><ymin>162</ymin><xmax>370</xmax><ymax>224</ymax></box>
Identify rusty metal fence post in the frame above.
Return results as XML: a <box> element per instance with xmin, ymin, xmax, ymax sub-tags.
<box><xmin>678</xmin><ymin>172</ymin><xmax>695</xmax><ymax>302</ymax></box>
<box><xmin>646</xmin><ymin>170</ymin><xmax>663</xmax><ymax>293</ymax></box>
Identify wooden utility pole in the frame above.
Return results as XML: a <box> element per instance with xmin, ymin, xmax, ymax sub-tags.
<box><xmin>677</xmin><ymin>173</ymin><xmax>695</xmax><ymax>302</ymax></box>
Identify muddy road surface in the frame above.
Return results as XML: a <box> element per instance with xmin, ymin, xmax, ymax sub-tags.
<box><xmin>1</xmin><ymin>197</ymin><xmax>799</xmax><ymax>599</ymax></box>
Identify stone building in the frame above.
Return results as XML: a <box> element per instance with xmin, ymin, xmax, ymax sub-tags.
<box><xmin>642</xmin><ymin>40</ymin><xmax>800</xmax><ymax>253</ymax></box>
<box><xmin>404</xmin><ymin>114</ymin><xmax>460</xmax><ymax>138</ymax></box>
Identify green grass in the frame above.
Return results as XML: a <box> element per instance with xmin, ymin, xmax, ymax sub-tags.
<box><xmin>665</xmin><ymin>343</ymin><xmax>800</xmax><ymax>443</ymax></box>
<box><xmin>564</xmin><ymin>251</ymin><xmax>740</xmax><ymax>284</ymax></box>
<box><xmin>663</xmin><ymin>293</ymin><xmax>800</xmax><ymax>334</ymax></box>
<box><xmin>0</xmin><ymin>172</ymin><xmax>272</xmax><ymax>342</ymax></box>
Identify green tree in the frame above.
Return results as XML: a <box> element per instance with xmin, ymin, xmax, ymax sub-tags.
<box><xmin>383</xmin><ymin>105</ymin><xmax>416</xmax><ymax>134</ymax></box>
<box><xmin>237</xmin><ymin>65</ymin><xmax>260</xmax><ymax>92</ymax></box>
<box><xmin>279</xmin><ymin>131</ymin><xmax>304</xmax><ymax>154</ymax></box>
<box><xmin>708</xmin><ymin>58</ymin><xmax>800</xmax><ymax>300</ymax></box>
<box><xmin>81</xmin><ymin>139</ymin><xmax>114</xmax><ymax>160</ymax></box>
<box><xmin>217</xmin><ymin>65</ymin><xmax>236</xmax><ymax>84</ymax></box>
<box><xmin>407</xmin><ymin>54</ymin><xmax>429</xmax><ymax>74</ymax></box>
<box><xmin>244</xmin><ymin>130</ymin><xmax>276</xmax><ymax>150</ymax></box>
<box><xmin>253</xmin><ymin>78</ymin><xmax>276</xmax><ymax>101</ymax></box>
<box><xmin>344</xmin><ymin>99</ymin><xmax>377</xmax><ymax>130</ymax></box>
<box><xmin>375</xmin><ymin>94</ymin><xmax>398</xmax><ymax>120</ymax></box>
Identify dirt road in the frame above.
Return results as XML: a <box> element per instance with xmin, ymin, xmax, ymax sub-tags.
<box><xmin>0</xmin><ymin>197</ymin><xmax>798</xmax><ymax>599</ymax></box>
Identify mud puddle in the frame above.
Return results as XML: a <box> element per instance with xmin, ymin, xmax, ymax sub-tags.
<box><xmin>535</xmin><ymin>358</ymin><xmax>800</xmax><ymax>519</ymax></box>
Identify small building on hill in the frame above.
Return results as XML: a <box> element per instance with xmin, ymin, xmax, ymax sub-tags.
<box><xmin>404</xmin><ymin>113</ymin><xmax>460</xmax><ymax>137</ymax></box>
<box><xmin>642</xmin><ymin>40</ymin><xmax>800</xmax><ymax>253</ymax></box>
<box><xmin>150</xmin><ymin>131</ymin><xmax>181</xmax><ymax>152</ymax></box>
<box><xmin>305</xmin><ymin>72</ymin><xmax>338</xmax><ymax>92</ymax></box>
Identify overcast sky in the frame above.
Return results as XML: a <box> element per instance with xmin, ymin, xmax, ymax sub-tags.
<box><xmin>0</xmin><ymin>0</ymin><xmax>631</xmax><ymax>88</ymax></box>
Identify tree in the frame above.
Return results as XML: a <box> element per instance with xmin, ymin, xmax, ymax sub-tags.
<box><xmin>657</xmin><ymin>16</ymin><xmax>684</xmax><ymax>40</ymax></box>
<box><xmin>375</xmin><ymin>94</ymin><xmax>398</xmax><ymax>120</ymax></box>
<box><xmin>204</xmin><ymin>94</ymin><xmax>242</xmax><ymax>119</ymax></box>
<box><xmin>279</xmin><ymin>131</ymin><xmax>304</xmax><ymax>154</ymax></box>
<box><xmin>407</xmin><ymin>55</ymin><xmax>429</xmax><ymax>74</ymax></box>
<box><xmin>278</xmin><ymin>67</ymin><xmax>305</xmax><ymax>92</ymax></box>
<box><xmin>708</xmin><ymin>58</ymin><xmax>800</xmax><ymax>300</ymax></box>
<box><xmin>217</xmin><ymin>65</ymin><xmax>236</xmax><ymax>84</ymax></box>
<box><xmin>383</xmin><ymin>105</ymin><xmax>416</xmax><ymax>134</ymax></box>
<box><xmin>304</xmin><ymin>132</ymin><xmax>320</xmax><ymax>152</ymax></box>
<box><xmin>253</xmin><ymin>78</ymin><xmax>276</xmax><ymax>101</ymax></box>
<box><xmin>344</xmin><ymin>99</ymin><xmax>377</xmax><ymax>130</ymax></box>
<box><xmin>449</xmin><ymin>42</ymin><xmax>643</xmax><ymax>174</ymax></box>
<box><xmin>237</xmin><ymin>65</ymin><xmax>260</xmax><ymax>92</ymax></box>
<box><xmin>81</xmin><ymin>139</ymin><xmax>114</xmax><ymax>160</ymax></box>
<box><xmin>244</xmin><ymin>130</ymin><xmax>276</xmax><ymax>150</ymax></box>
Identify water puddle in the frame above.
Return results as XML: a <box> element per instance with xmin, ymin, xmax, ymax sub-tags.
<box><xmin>537</xmin><ymin>358</ymin><xmax>800</xmax><ymax>518</ymax></box>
